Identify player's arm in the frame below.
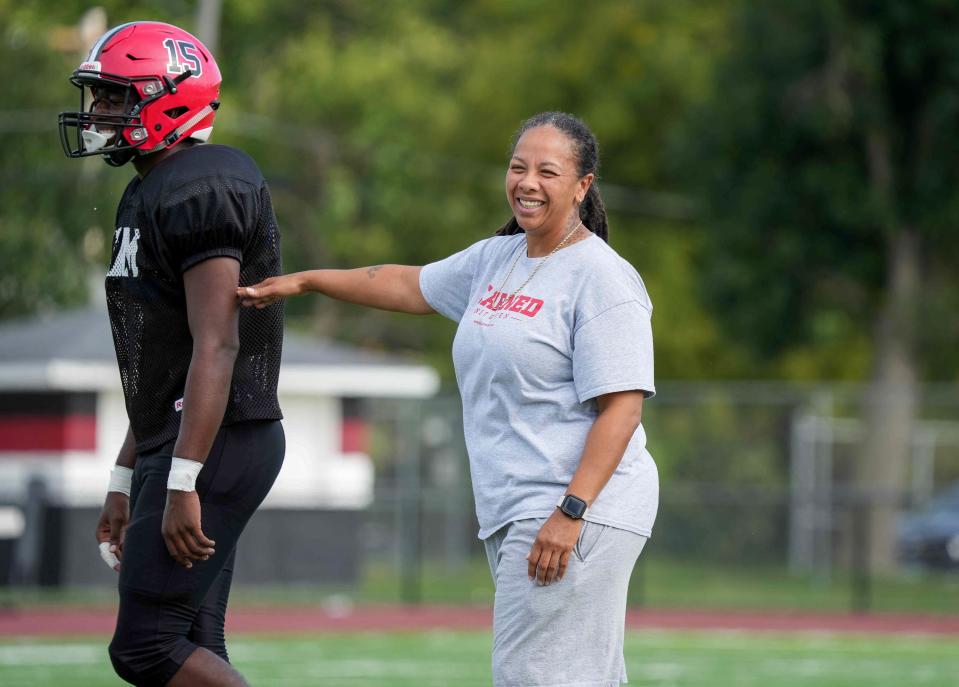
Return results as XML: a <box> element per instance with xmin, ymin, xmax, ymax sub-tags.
<box><xmin>113</xmin><ymin>424</ymin><xmax>137</xmax><ymax>470</ymax></box>
<box><xmin>161</xmin><ymin>256</ymin><xmax>242</xmax><ymax>568</ymax></box>
<box><xmin>95</xmin><ymin>424</ymin><xmax>137</xmax><ymax>571</ymax></box>
<box><xmin>526</xmin><ymin>391</ymin><xmax>645</xmax><ymax>585</ymax></box>
<box><xmin>236</xmin><ymin>265</ymin><xmax>434</xmax><ymax>315</ymax></box>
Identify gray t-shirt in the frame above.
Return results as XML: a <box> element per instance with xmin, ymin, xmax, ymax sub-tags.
<box><xmin>420</xmin><ymin>233</ymin><xmax>658</xmax><ymax>540</ymax></box>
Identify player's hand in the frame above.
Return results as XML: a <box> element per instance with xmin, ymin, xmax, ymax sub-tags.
<box><xmin>95</xmin><ymin>492</ymin><xmax>130</xmax><ymax>572</ymax></box>
<box><xmin>526</xmin><ymin>510</ymin><xmax>583</xmax><ymax>586</ymax></box>
<box><xmin>236</xmin><ymin>273</ymin><xmax>305</xmax><ymax>309</ymax></box>
<box><xmin>161</xmin><ymin>490</ymin><xmax>215</xmax><ymax>569</ymax></box>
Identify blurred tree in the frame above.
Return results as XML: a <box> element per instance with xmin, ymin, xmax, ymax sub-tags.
<box><xmin>3</xmin><ymin>0</ymin><xmax>807</xmax><ymax>505</ymax></box>
<box><xmin>217</xmin><ymin>0</ymin><xmax>741</xmax><ymax>381</ymax></box>
<box><xmin>3</xmin><ymin>1</ymin><xmax>785</xmax><ymax>525</ymax></box>
<box><xmin>3</xmin><ymin>0</ymin><xmax>739</xmax><ymax>381</ymax></box>
<box><xmin>684</xmin><ymin>0</ymin><xmax>959</xmax><ymax>570</ymax></box>
<box><xmin>0</xmin><ymin>3</ymin><xmax>103</xmax><ymax>318</ymax></box>
<box><xmin>0</xmin><ymin>0</ymin><xmax>197</xmax><ymax>318</ymax></box>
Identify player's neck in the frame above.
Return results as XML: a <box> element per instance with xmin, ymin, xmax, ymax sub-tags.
<box><xmin>133</xmin><ymin>142</ymin><xmax>197</xmax><ymax>178</ymax></box>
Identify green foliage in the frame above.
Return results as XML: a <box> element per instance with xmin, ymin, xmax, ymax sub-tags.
<box><xmin>681</xmin><ymin>0</ymin><xmax>959</xmax><ymax>381</ymax></box>
<box><xmin>213</xmin><ymin>0</ymin><xmax>742</xmax><ymax>379</ymax></box>
<box><xmin>7</xmin><ymin>0</ymin><xmax>957</xmax><ymax>384</ymax></box>
<box><xmin>0</xmin><ymin>0</ymin><xmax>198</xmax><ymax>318</ymax></box>
<box><xmin>0</xmin><ymin>9</ymin><xmax>98</xmax><ymax>317</ymax></box>
<box><xmin>0</xmin><ymin>0</ymin><xmax>744</xmax><ymax>379</ymax></box>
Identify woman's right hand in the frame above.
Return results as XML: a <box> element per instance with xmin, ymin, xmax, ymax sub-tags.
<box><xmin>236</xmin><ymin>273</ymin><xmax>305</xmax><ymax>308</ymax></box>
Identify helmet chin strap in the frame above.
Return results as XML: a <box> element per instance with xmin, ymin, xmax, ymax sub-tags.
<box><xmin>81</xmin><ymin>125</ymin><xmax>115</xmax><ymax>153</ymax></box>
<box><xmin>105</xmin><ymin>147</ymin><xmax>137</xmax><ymax>167</ymax></box>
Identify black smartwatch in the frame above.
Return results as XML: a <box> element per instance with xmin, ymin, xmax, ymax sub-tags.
<box><xmin>557</xmin><ymin>493</ymin><xmax>589</xmax><ymax>520</ymax></box>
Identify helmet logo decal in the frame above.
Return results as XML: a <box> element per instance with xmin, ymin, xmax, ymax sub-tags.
<box><xmin>163</xmin><ymin>39</ymin><xmax>203</xmax><ymax>78</ymax></box>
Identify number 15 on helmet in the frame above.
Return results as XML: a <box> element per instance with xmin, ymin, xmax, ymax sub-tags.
<box><xmin>59</xmin><ymin>21</ymin><xmax>221</xmax><ymax>167</ymax></box>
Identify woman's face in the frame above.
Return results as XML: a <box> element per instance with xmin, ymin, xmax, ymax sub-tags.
<box><xmin>505</xmin><ymin>125</ymin><xmax>592</xmax><ymax>235</ymax></box>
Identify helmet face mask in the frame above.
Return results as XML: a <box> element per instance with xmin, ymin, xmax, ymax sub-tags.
<box><xmin>59</xmin><ymin>75</ymin><xmax>147</xmax><ymax>166</ymax></box>
<box><xmin>59</xmin><ymin>22</ymin><xmax>221</xmax><ymax>167</ymax></box>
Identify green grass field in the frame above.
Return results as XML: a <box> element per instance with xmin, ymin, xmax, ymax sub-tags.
<box><xmin>2</xmin><ymin>558</ymin><xmax>956</xmax><ymax>685</ymax></box>
<box><xmin>1</xmin><ymin>630</ymin><xmax>957</xmax><ymax>686</ymax></box>
<box><xmin>7</xmin><ymin>556</ymin><xmax>956</xmax><ymax>617</ymax></box>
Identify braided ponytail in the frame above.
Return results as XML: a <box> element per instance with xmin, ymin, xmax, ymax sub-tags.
<box><xmin>496</xmin><ymin>111</ymin><xmax>610</xmax><ymax>243</ymax></box>
<box><xmin>579</xmin><ymin>183</ymin><xmax>608</xmax><ymax>242</ymax></box>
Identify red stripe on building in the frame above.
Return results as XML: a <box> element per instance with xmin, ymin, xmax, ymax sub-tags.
<box><xmin>0</xmin><ymin>415</ymin><xmax>97</xmax><ymax>451</ymax></box>
<box><xmin>341</xmin><ymin>417</ymin><xmax>369</xmax><ymax>453</ymax></box>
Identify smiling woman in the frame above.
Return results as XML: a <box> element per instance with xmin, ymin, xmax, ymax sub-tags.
<box><xmin>505</xmin><ymin>126</ymin><xmax>589</xmax><ymax>252</ymax></box>
<box><xmin>498</xmin><ymin>111</ymin><xmax>609</xmax><ymax>251</ymax></box>
<box><xmin>237</xmin><ymin>111</ymin><xmax>658</xmax><ymax>687</ymax></box>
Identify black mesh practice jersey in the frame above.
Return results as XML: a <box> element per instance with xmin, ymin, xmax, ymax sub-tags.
<box><xmin>106</xmin><ymin>144</ymin><xmax>283</xmax><ymax>453</ymax></box>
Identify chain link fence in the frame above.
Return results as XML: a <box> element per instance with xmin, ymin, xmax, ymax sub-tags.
<box><xmin>361</xmin><ymin>382</ymin><xmax>959</xmax><ymax>611</ymax></box>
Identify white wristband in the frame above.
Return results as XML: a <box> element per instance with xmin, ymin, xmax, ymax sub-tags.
<box><xmin>108</xmin><ymin>465</ymin><xmax>134</xmax><ymax>496</ymax></box>
<box><xmin>167</xmin><ymin>456</ymin><xmax>204</xmax><ymax>492</ymax></box>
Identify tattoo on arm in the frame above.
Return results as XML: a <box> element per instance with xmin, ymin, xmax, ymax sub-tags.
<box><xmin>367</xmin><ymin>265</ymin><xmax>384</xmax><ymax>279</ymax></box>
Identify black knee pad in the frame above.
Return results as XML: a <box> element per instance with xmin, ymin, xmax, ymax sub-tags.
<box><xmin>109</xmin><ymin>630</ymin><xmax>194</xmax><ymax>686</ymax></box>
<box><xmin>107</xmin><ymin>637</ymin><xmax>141</xmax><ymax>686</ymax></box>
<box><xmin>110</xmin><ymin>590</ymin><xmax>198</xmax><ymax>686</ymax></box>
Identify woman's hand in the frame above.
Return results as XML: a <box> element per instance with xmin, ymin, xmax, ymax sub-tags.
<box><xmin>235</xmin><ymin>273</ymin><xmax>305</xmax><ymax>308</ymax></box>
<box><xmin>526</xmin><ymin>510</ymin><xmax>583</xmax><ymax>585</ymax></box>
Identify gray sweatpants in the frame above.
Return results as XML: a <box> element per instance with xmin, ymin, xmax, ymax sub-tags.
<box><xmin>483</xmin><ymin>518</ymin><xmax>648</xmax><ymax>687</ymax></box>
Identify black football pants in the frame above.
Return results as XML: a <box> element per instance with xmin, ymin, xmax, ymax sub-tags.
<box><xmin>109</xmin><ymin>420</ymin><xmax>284</xmax><ymax>686</ymax></box>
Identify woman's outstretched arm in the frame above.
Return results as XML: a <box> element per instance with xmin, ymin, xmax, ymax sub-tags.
<box><xmin>236</xmin><ymin>265</ymin><xmax>434</xmax><ymax>315</ymax></box>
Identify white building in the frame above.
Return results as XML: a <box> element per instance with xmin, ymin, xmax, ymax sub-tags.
<box><xmin>0</xmin><ymin>305</ymin><xmax>439</xmax><ymax>585</ymax></box>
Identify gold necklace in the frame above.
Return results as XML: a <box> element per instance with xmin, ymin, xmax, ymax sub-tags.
<box><xmin>494</xmin><ymin>220</ymin><xmax>583</xmax><ymax>305</ymax></box>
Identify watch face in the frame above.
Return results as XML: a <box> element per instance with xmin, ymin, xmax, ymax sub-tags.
<box><xmin>562</xmin><ymin>495</ymin><xmax>588</xmax><ymax>518</ymax></box>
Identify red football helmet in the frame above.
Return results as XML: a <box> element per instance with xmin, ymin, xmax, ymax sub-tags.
<box><xmin>59</xmin><ymin>21</ymin><xmax>221</xmax><ymax>166</ymax></box>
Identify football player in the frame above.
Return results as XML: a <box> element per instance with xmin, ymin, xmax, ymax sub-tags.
<box><xmin>60</xmin><ymin>21</ymin><xmax>285</xmax><ymax>687</ymax></box>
